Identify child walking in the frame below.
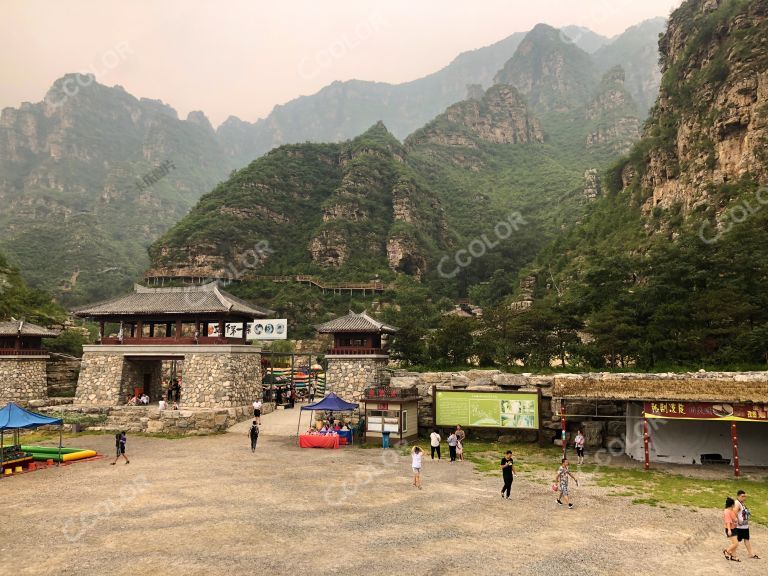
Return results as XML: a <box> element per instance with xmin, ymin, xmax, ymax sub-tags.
<box><xmin>555</xmin><ymin>457</ymin><xmax>578</xmax><ymax>508</ymax></box>
<box><xmin>411</xmin><ymin>446</ymin><xmax>423</xmax><ymax>489</ymax></box>
<box><xmin>111</xmin><ymin>431</ymin><xmax>129</xmax><ymax>465</ymax></box>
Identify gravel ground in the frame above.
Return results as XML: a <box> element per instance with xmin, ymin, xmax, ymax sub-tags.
<box><xmin>1</xmin><ymin>414</ymin><xmax>765</xmax><ymax>576</ymax></box>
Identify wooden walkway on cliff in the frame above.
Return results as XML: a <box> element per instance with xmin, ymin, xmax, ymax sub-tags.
<box><xmin>144</xmin><ymin>274</ymin><xmax>391</xmax><ymax>295</ymax></box>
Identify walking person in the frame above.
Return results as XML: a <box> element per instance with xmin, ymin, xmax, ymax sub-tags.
<box><xmin>735</xmin><ymin>490</ymin><xmax>760</xmax><ymax>559</ymax></box>
<box><xmin>253</xmin><ymin>399</ymin><xmax>262</xmax><ymax>424</ymax></box>
<box><xmin>500</xmin><ymin>450</ymin><xmax>515</xmax><ymax>499</ymax></box>
<box><xmin>411</xmin><ymin>446</ymin><xmax>423</xmax><ymax>489</ymax></box>
<box><xmin>308</xmin><ymin>383</ymin><xmax>316</xmax><ymax>402</ymax></box>
<box><xmin>447</xmin><ymin>430</ymin><xmax>458</xmax><ymax>462</ymax></box>
<box><xmin>110</xmin><ymin>431</ymin><xmax>130</xmax><ymax>465</ymax></box>
<box><xmin>248</xmin><ymin>420</ymin><xmax>260</xmax><ymax>452</ymax></box>
<box><xmin>574</xmin><ymin>429</ymin><xmax>585</xmax><ymax>465</ymax></box>
<box><xmin>455</xmin><ymin>425</ymin><xmax>466</xmax><ymax>462</ymax></box>
<box><xmin>555</xmin><ymin>457</ymin><xmax>578</xmax><ymax>508</ymax></box>
<box><xmin>429</xmin><ymin>429</ymin><xmax>441</xmax><ymax>460</ymax></box>
<box><xmin>724</xmin><ymin>496</ymin><xmax>741</xmax><ymax>561</ymax></box>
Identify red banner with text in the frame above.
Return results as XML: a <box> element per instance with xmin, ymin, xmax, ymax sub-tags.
<box><xmin>644</xmin><ymin>401</ymin><xmax>768</xmax><ymax>422</ymax></box>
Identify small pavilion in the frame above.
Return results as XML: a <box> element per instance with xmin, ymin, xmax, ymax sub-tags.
<box><xmin>0</xmin><ymin>320</ymin><xmax>59</xmax><ymax>404</ymax></box>
<box><xmin>73</xmin><ymin>282</ymin><xmax>272</xmax><ymax>408</ymax></box>
<box><xmin>315</xmin><ymin>311</ymin><xmax>397</xmax><ymax>402</ymax></box>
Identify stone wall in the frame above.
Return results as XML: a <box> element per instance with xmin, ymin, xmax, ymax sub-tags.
<box><xmin>76</xmin><ymin>346</ymin><xmax>262</xmax><ymax>409</ymax></box>
<box><xmin>0</xmin><ymin>357</ymin><xmax>49</xmax><ymax>403</ymax></box>
<box><xmin>389</xmin><ymin>370</ymin><xmax>624</xmax><ymax>447</ymax></box>
<box><xmin>183</xmin><ymin>351</ymin><xmax>261</xmax><ymax>408</ymax></box>
<box><xmin>326</xmin><ymin>356</ymin><xmax>389</xmax><ymax>402</ymax></box>
<box><xmin>75</xmin><ymin>353</ymin><xmax>129</xmax><ymax>405</ymax></box>
<box><xmin>35</xmin><ymin>402</ymin><xmax>275</xmax><ymax>436</ymax></box>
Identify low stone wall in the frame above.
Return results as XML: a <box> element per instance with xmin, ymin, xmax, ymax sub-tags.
<box><xmin>0</xmin><ymin>356</ymin><xmax>49</xmax><ymax>404</ymax></box>
<box><xmin>389</xmin><ymin>370</ymin><xmax>624</xmax><ymax>447</ymax></box>
<box><xmin>36</xmin><ymin>402</ymin><xmax>275</xmax><ymax>436</ymax></box>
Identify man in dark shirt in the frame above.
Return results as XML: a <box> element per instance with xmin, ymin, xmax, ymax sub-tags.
<box><xmin>500</xmin><ymin>450</ymin><xmax>515</xmax><ymax>499</ymax></box>
<box><xmin>248</xmin><ymin>420</ymin><xmax>260</xmax><ymax>452</ymax></box>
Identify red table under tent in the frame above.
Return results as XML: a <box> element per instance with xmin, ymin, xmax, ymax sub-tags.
<box><xmin>296</xmin><ymin>393</ymin><xmax>358</xmax><ymax>448</ymax></box>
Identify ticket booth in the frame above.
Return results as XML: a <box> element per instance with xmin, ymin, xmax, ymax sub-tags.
<box><xmin>363</xmin><ymin>386</ymin><xmax>419</xmax><ymax>442</ymax></box>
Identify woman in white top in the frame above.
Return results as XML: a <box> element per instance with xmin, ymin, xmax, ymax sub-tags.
<box><xmin>574</xmin><ymin>430</ymin><xmax>585</xmax><ymax>465</ymax></box>
<box><xmin>411</xmin><ymin>446</ymin><xmax>423</xmax><ymax>489</ymax></box>
<box><xmin>429</xmin><ymin>429</ymin><xmax>441</xmax><ymax>460</ymax></box>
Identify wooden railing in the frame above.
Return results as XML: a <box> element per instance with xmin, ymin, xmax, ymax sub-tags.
<box><xmin>144</xmin><ymin>273</ymin><xmax>391</xmax><ymax>293</ymax></box>
<box><xmin>99</xmin><ymin>336</ymin><xmax>245</xmax><ymax>345</ymax></box>
<box><xmin>0</xmin><ymin>348</ymin><xmax>48</xmax><ymax>356</ymax></box>
<box><xmin>329</xmin><ymin>347</ymin><xmax>386</xmax><ymax>355</ymax></box>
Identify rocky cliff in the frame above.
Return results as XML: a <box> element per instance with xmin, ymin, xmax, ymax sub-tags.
<box><xmin>637</xmin><ymin>0</ymin><xmax>768</xmax><ymax>213</ymax></box>
<box><xmin>0</xmin><ymin>75</ymin><xmax>234</xmax><ymax>304</ymax></box>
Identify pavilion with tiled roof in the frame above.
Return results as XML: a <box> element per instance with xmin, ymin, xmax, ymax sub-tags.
<box><xmin>315</xmin><ymin>311</ymin><xmax>397</xmax><ymax>355</ymax></box>
<box><xmin>74</xmin><ymin>282</ymin><xmax>272</xmax><ymax>345</ymax></box>
<box><xmin>72</xmin><ymin>282</ymin><xmax>269</xmax><ymax>408</ymax></box>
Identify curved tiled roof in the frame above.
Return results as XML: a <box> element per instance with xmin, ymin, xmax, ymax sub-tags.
<box><xmin>0</xmin><ymin>320</ymin><xmax>59</xmax><ymax>338</ymax></box>
<box><xmin>73</xmin><ymin>282</ymin><xmax>273</xmax><ymax>318</ymax></box>
<box><xmin>315</xmin><ymin>310</ymin><xmax>397</xmax><ymax>334</ymax></box>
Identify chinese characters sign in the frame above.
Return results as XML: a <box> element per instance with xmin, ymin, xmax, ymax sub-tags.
<box><xmin>644</xmin><ymin>402</ymin><xmax>768</xmax><ymax>422</ymax></box>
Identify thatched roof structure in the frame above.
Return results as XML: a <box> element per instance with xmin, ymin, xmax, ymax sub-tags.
<box><xmin>552</xmin><ymin>373</ymin><xmax>768</xmax><ymax>404</ymax></box>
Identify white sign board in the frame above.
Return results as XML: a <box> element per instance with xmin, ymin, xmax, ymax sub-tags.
<box><xmin>247</xmin><ymin>319</ymin><xmax>287</xmax><ymax>340</ymax></box>
<box><xmin>207</xmin><ymin>319</ymin><xmax>288</xmax><ymax>340</ymax></box>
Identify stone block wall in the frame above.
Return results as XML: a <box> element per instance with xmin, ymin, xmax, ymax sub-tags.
<box><xmin>182</xmin><ymin>351</ymin><xmax>261</xmax><ymax>408</ymax></box>
<box><xmin>75</xmin><ymin>353</ymin><xmax>130</xmax><ymax>405</ymax></box>
<box><xmin>0</xmin><ymin>357</ymin><xmax>49</xmax><ymax>404</ymax></box>
<box><xmin>389</xmin><ymin>370</ymin><xmax>624</xmax><ymax>447</ymax></box>
<box><xmin>326</xmin><ymin>356</ymin><xmax>389</xmax><ymax>402</ymax></box>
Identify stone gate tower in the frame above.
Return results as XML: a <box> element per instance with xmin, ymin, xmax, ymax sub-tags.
<box><xmin>315</xmin><ymin>311</ymin><xmax>396</xmax><ymax>402</ymax></box>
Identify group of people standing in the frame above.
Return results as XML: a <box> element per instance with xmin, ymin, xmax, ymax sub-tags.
<box><xmin>428</xmin><ymin>426</ymin><xmax>465</xmax><ymax>462</ymax></box>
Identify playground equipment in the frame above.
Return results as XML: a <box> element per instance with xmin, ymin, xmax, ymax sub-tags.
<box><xmin>21</xmin><ymin>446</ymin><xmax>97</xmax><ymax>462</ymax></box>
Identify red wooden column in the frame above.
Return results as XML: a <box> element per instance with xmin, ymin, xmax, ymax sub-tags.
<box><xmin>560</xmin><ymin>403</ymin><xmax>567</xmax><ymax>459</ymax></box>
<box><xmin>643</xmin><ymin>417</ymin><xmax>650</xmax><ymax>471</ymax></box>
<box><xmin>731</xmin><ymin>423</ymin><xmax>741</xmax><ymax>477</ymax></box>
<box><xmin>175</xmin><ymin>319</ymin><xmax>182</xmax><ymax>341</ymax></box>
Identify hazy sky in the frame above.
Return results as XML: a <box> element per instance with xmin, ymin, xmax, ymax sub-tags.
<box><xmin>0</xmin><ymin>0</ymin><xmax>682</xmax><ymax>127</ymax></box>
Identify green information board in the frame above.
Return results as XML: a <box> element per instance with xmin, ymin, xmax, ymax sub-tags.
<box><xmin>434</xmin><ymin>390</ymin><xmax>539</xmax><ymax>429</ymax></box>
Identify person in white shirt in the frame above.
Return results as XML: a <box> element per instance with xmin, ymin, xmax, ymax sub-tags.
<box><xmin>139</xmin><ymin>394</ymin><xmax>149</xmax><ymax>405</ymax></box>
<box><xmin>447</xmin><ymin>432</ymin><xmax>458</xmax><ymax>462</ymax></box>
<box><xmin>429</xmin><ymin>429</ymin><xmax>441</xmax><ymax>460</ymax></box>
<box><xmin>411</xmin><ymin>446</ymin><xmax>423</xmax><ymax>489</ymax></box>
<box><xmin>253</xmin><ymin>399</ymin><xmax>263</xmax><ymax>424</ymax></box>
<box><xmin>574</xmin><ymin>430</ymin><xmax>585</xmax><ymax>465</ymax></box>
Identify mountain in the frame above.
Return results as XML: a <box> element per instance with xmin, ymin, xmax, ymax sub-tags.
<box><xmin>0</xmin><ymin>250</ymin><xmax>63</xmax><ymax>323</ymax></box>
<box><xmin>593</xmin><ymin>17</ymin><xmax>668</xmax><ymax>114</ymax></box>
<box><xmin>146</xmin><ymin>123</ymin><xmax>448</xmax><ymax>282</ymax></box>
<box><xmin>560</xmin><ymin>26</ymin><xmax>612</xmax><ymax>53</ymax></box>
<box><xmin>218</xmin><ymin>21</ymin><xmax>663</xmax><ymax>163</ymax></box>
<box><xmin>527</xmin><ymin>0</ymin><xmax>768</xmax><ymax>369</ymax></box>
<box><xmin>0</xmin><ymin>74</ymin><xmax>236</xmax><ymax>306</ymax></box>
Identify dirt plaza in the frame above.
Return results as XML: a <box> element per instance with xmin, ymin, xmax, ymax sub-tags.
<box><xmin>2</xmin><ymin>410</ymin><xmax>766</xmax><ymax>576</ymax></box>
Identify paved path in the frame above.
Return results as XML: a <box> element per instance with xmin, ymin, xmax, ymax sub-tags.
<box><xmin>228</xmin><ymin>403</ymin><xmax>309</xmax><ymax>436</ymax></box>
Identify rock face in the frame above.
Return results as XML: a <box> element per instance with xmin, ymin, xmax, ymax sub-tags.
<box><xmin>583</xmin><ymin>169</ymin><xmax>602</xmax><ymax>200</ymax></box>
<box><xmin>46</xmin><ymin>353</ymin><xmax>81</xmax><ymax>397</ymax></box>
<box><xmin>407</xmin><ymin>85</ymin><xmax>544</xmax><ymax>147</ymax></box>
<box><xmin>0</xmin><ymin>357</ymin><xmax>49</xmax><ymax>403</ymax></box>
<box><xmin>638</xmin><ymin>0</ymin><xmax>768</xmax><ymax>213</ymax></box>
<box><xmin>585</xmin><ymin>67</ymin><xmax>642</xmax><ymax>155</ymax></box>
<box><xmin>0</xmin><ymin>75</ymin><xmax>233</xmax><ymax>304</ymax></box>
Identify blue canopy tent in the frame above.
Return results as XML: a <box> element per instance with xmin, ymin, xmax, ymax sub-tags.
<box><xmin>296</xmin><ymin>393</ymin><xmax>359</xmax><ymax>442</ymax></box>
<box><xmin>0</xmin><ymin>402</ymin><xmax>63</xmax><ymax>473</ymax></box>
